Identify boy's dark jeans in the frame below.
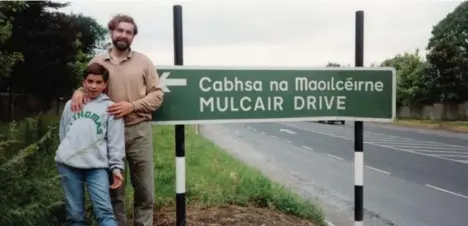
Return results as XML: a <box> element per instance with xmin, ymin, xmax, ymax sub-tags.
<box><xmin>56</xmin><ymin>163</ymin><xmax>117</xmax><ymax>226</ymax></box>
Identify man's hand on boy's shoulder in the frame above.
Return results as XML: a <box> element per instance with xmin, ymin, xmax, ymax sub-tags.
<box><xmin>71</xmin><ymin>88</ymin><xmax>90</xmax><ymax>112</ymax></box>
<box><xmin>110</xmin><ymin>169</ymin><xmax>124</xmax><ymax>189</ymax></box>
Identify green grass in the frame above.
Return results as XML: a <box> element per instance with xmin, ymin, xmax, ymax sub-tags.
<box><xmin>0</xmin><ymin>118</ymin><xmax>325</xmax><ymax>225</ymax></box>
<box><xmin>122</xmin><ymin>125</ymin><xmax>326</xmax><ymax>225</ymax></box>
<box><xmin>393</xmin><ymin>119</ymin><xmax>468</xmax><ymax>132</ymax></box>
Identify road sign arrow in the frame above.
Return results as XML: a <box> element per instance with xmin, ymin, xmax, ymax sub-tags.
<box><xmin>160</xmin><ymin>72</ymin><xmax>187</xmax><ymax>92</ymax></box>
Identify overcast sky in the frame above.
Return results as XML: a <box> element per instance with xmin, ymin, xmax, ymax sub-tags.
<box><xmin>58</xmin><ymin>0</ymin><xmax>462</xmax><ymax>67</ymax></box>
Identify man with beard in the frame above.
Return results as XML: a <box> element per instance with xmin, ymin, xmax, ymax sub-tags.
<box><xmin>69</xmin><ymin>14</ymin><xmax>164</xmax><ymax>226</ymax></box>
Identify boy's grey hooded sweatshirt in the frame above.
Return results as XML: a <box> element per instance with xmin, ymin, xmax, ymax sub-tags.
<box><xmin>55</xmin><ymin>93</ymin><xmax>125</xmax><ymax>173</ymax></box>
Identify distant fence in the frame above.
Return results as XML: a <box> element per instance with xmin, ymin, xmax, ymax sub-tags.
<box><xmin>397</xmin><ymin>101</ymin><xmax>468</xmax><ymax>121</ymax></box>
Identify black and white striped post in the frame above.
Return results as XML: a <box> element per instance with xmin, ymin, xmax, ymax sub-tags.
<box><xmin>354</xmin><ymin>10</ymin><xmax>364</xmax><ymax>226</ymax></box>
<box><xmin>173</xmin><ymin>5</ymin><xmax>186</xmax><ymax>226</ymax></box>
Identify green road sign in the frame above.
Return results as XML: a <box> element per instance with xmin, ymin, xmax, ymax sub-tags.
<box><xmin>152</xmin><ymin>66</ymin><xmax>396</xmax><ymax>125</ymax></box>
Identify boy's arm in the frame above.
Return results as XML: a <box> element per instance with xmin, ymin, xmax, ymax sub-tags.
<box><xmin>59</xmin><ymin>100</ymin><xmax>72</xmax><ymax>142</ymax></box>
<box><xmin>107</xmin><ymin>113</ymin><xmax>126</xmax><ymax>174</ymax></box>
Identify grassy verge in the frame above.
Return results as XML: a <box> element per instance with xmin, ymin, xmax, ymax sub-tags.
<box><xmin>0</xmin><ymin>118</ymin><xmax>325</xmax><ymax>225</ymax></box>
<box><xmin>391</xmin><ymin>119</ymin><xmax>468</xmax><ymax>133</ymax></box>
<box><xmin>123</xmin><ymin>125</ymin><xmax>325</xmax><ymax>225</ymax></box>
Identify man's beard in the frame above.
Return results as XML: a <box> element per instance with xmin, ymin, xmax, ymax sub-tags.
<box><xmin>112</xmin><ymin>39</ymin><xmax>130</xmax><ymax>51</ymax></box>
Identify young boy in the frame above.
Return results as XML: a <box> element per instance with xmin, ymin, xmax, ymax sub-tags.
<box><xmin>55</xmin><ymin>62</ymin><xmax>125</xmax><ymax>226</ymax></box>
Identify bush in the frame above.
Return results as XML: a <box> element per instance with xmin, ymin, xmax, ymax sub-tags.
<box><xmin>0</xmin><ymin>114</ymin><xmax>57</xmax><ymax>165</ymax></box>
<box><xmin>0</xmin><ymin>115</ymin><xmax>64</xmax><ymax>226</ymax></box>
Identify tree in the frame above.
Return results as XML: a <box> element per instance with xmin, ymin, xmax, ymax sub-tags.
<box><xmin>62</xmin><ymin>13</ymin><xmax>107</xmax><ymax>97</ymax></box>
<box><xmin>380</xmin><ymin>49</ymin><xmax>431</xmax><ymax>106</ymax></box>
<box><xmin>425</xmin><ymin>1</ymin><xmax>468</xmax><ymax>105</ymax></box>
<box><xmin>0</xmin><ymin>1</ymin><xmax>25</xmax><ymax>85</ymax></box>
<box><xmin>67</xmin><ymin>13</ymin><xmax>108</xmax><ymax>56</ymax></box>
<box><xmin>2</xmin><ymin>1</ymin><xmax>106</xmax><ymax>110</ymax></box>
<box><xmin>0</xmin><ymin>0</ymin><xmax>106</xmax><ymax>120</ymax></box>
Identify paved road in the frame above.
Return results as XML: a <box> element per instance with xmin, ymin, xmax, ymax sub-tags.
<box><xmin>205</xmin><ymin>121</ymin><xmax>468</xmax><ymax>226</ymax></box>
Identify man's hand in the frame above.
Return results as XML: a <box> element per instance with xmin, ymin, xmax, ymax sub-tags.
<box><xmin>107</xmin><ymin>101</ymin><xmax>134</xmax><ymax>118</ymax></box>
<box><xmin>110</xmin><ymin>171</ymin><xmax>124</xmax><ymax>189</ymax></box>
<box><xmin>71</xmin><ymin>89</ymin><xmax>90</xmax><ymax>112</ymax></box>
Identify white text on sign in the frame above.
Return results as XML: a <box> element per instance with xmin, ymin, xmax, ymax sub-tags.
<box><xmin>198</xmin><ymin>76</ymin><xmax>385</xmax><ymax>113</ymax></box>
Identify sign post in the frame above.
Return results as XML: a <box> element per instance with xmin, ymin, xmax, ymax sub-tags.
<box><xmin>354</xmin><ymin>10</ymin><xmax>365</xmax><ymax>226</ymax></box>
<box><xmin>172</xmin><ymin>5</ymin><xmax>186</xmax><ymax>226</ymax></box>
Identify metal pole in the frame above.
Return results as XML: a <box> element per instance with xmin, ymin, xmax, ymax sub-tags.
<box><xmin>173</xmin><ymin>5</ymin><xmax>186</xmax><ymax>226</ymax></box>
<box><xmin>354</xmin><ymin>10</ymin><xmax>364</xmax><ymax>226</ymax></box>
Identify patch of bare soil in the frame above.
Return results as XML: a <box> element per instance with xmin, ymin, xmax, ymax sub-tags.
<box><xmin>154</xmin><ymin>205</ymin><xmax>318</xmax><ymax>226</ymax></box>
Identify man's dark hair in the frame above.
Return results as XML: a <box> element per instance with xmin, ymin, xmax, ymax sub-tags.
<box><xmin>83</xmin><ymin>63</ymin><xmax>109</xmax><ymax>82</ymax></box>
<box><xmin>108</xmin><ymin>14</ymin><xmax>138</xmax><ymax>35</ymax></box>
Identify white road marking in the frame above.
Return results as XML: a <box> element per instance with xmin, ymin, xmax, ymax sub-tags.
<box><xmin>391</xmin><ymin>145</ymin><xmax>468</xmax><ymax>151</ymax></box>
<box><xmin>285</xmin><ymin>140</ymin><xmax>292</xmax><ymax>144</ymax></box>
<box><xmin>426</xmin><ymin>184</ymin><xmax>468</xmax><ymax>200</ymax></box>
<box><xmin>260</xmin><ymin>131</ymin><xmax>266</xmax><ymax>135</ymax></box>
<box><xmin>281</xmin><ymin>123</ymin><xmax>468</xmax><ymax>164</ymax></box>
<box><xmin>327</xmin><ymin>154</ymin><xmax>343</xmax><ymax>160</ymax></box>
<box><xmin>280</xmin><ymin>129</ymin><xmax>296</xmax><ymax>134</ymax></box>
<box><xmin>364</xmin><ymin>131</ymin><xmax>468</xmax><ymax>149</ymax></box>
<box><xmin>437</xmin><ymin>154</ymin><xmax>468</xmax><ymax>158</ymax></box>
<box><xmin>269</xmin><ymin>135</ymin><xmax>278</xmax><ymax>139</ymax></box>
<box><xmin>365</xmin><ymin>138</ymin><xmax>405</xmax><ymax>141</ymax></box>
<box><xmin>302</xmin><ymin>146</ymin><xmax>314</xmax><ymax>151</ymax></box>
<box><xmin>410</xmin><ymin>149</ymin><xmax>468</xmax><ymax>154</ymax></box>
<box><xmin>365</xmin><ymin>165</ymin><xmax>391</xmax><ymax>175</ymax></box>
<box><xmin>373</xmin><ymin>141</ymin><xmax>465</xmax><ymax>148</ymax></box>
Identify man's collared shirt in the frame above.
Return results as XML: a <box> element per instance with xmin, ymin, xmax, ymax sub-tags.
<box><xmin>89</xmin><ymin>48</ymin><xmax>164</xmax><ymax>126</ymax></box>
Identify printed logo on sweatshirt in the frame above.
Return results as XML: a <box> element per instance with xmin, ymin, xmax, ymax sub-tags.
<box><xmin>70</xmin><ymin>110</ymin><xmax>104</xmax><ymax>134</ymax></box>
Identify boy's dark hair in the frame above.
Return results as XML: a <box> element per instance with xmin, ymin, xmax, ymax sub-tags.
<box><xmin>83</xmin><ymin>63</ymin><xmax>109</xmax><ymax>82</ymax></box>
